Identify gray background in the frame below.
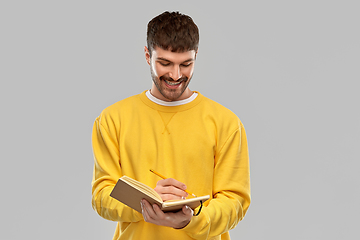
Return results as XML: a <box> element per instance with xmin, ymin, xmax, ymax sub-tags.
<box><xmin>1</xmin><ymin>0</ymin><xmax>359</xmax><ymax>239</ymax></box>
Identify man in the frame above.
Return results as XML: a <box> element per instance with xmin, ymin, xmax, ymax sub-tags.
<box><xmin>91</xmin><ymin>11</ymin><xmax>251</xmax><ymax>240</ymax></box>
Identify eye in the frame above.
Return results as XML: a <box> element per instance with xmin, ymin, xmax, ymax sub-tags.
<box><xmin>181</xmin><ymin>63</ymin><xmax>192</xmax><ymax>67</ymax></box>
<box><xmin>159</xmin><ymin>62</ymin><xmax>170</xmax><ymax>66</ymax></box>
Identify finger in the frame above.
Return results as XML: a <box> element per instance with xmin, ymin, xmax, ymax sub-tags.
<box><xmin>141</xmin><ymin>200</ymin><xmax>149</xmax><ymax>222</ymax></box>
<box><xmin>155</xmin><ymin>178</ymin><xmax>189</xmax><ymax>200</ymax></box>
<box><xmin>141</xmin><ymin>199</ymin><xmax>162</xmax><ymax>221</ymax></box>
<box><xmin>155</xmin><ymin>186</ymin><xmax>188</xmax><ymax>200</ymax></box>
<box><xmin>157</xmin><ymin>178</ymin><xmax>187</xmax><ymax>190</ymax></box>
<box><xmin>152</xmin><ymin>203</ymin><xmax>166</xmax><ymax>218</ymax></box>
<box><xmin>159</xmin><ymin>194</ymin><xmax>185</xmax><ymax>202</ymax></box>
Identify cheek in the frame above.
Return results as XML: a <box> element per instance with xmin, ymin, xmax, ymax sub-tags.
<box><xmin>151</xmin><ymin>64</ymin><xmax>158</xmax><ymax>77</ymax></box>
<box><xmin>152</xmin><ymin>65</ymin><xmax>166</xmax><ymax>78</ymax></box>
<box><xmin>184</xmin><ymin>67</ymin><xmax>194</xmax><ymax>77</ymax></box>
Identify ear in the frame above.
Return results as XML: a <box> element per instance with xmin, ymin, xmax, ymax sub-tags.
<box><xmin>144</xmin><ymin>46</ymin><xmax>151</xmax><ymax>65</ymax></box>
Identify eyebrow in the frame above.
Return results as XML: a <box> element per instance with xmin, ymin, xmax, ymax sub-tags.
<box><xmin>156</xmin><ymin>57</ymin><xmax>194</xmax><ymax>63</ymax></box>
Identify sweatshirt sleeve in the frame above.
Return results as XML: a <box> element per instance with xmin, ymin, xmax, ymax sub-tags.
<box><xmin>91</xmin><ymin>115</ymin><xmax>143</xmax><ymax>223</ymax></box>
<box><xmin>181</xmin><ymin>122</ymin><xmax>251</xmax><ymax>239</ymax></box>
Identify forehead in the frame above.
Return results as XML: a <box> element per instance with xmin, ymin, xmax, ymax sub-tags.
<box><xmin>152</xmin><ymin>46</ymin><xmax>196</xmax><ymax>62</ymax></box>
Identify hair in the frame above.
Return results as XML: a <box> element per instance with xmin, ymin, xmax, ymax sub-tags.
<box><xmin>147</xmin><ymin>11</ymin><xmax>199</xmax><ymax>56</ymax></box>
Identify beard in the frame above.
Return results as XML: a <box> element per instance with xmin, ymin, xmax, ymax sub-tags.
<box><xmin>150</xmin><ymin>68</ymin><xmax>192</xmax><ymax>101</ymax></box>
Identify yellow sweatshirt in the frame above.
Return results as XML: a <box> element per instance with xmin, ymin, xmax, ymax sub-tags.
<box><xmin>92</xmin><ymin>91</ymin><xmax>250</xmax><ymax>240</ymax></box>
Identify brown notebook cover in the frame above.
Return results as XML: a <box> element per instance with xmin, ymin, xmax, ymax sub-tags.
<box><xmin>110</xmin><ymin>176</ymin><xmax>209</xmax><ymax>213</ymax></box>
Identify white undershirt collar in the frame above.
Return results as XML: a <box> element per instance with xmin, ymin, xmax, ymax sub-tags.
<box><xmin>146</xmin><ymin>90</ymin><xmax>198</xmax><ymax>106</ymax></box>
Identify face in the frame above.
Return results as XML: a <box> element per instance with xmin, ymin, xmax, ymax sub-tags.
<box><xmin>145</xmin><ymin>46</ymin><xmax>197</xmax><ymax>102</ymax></box>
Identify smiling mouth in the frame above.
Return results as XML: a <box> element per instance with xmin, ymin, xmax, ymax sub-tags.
<box><xmin>164</xmin><ymin>79</ymin><xmax>182</xmax><ymax>86</ymax></box>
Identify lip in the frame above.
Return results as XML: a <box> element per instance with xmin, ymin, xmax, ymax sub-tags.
<box><xmin>163</xmin><ymin>79</ymin><xmax>182</xmax><ymax>89</ymax></box>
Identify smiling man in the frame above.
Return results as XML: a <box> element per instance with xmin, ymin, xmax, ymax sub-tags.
<box><xmin>91</xmin><ymin>11</ymin><xmax>251</xmax><ymax>240</ymax></box>
<box><xmin>146</xmin><ymin>46</ymin><xmax>196</xmax><ymax>101</ymax></box>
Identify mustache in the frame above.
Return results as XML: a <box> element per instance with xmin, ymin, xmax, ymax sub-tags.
<box><xmin>160</xmin><ymin>76</ymin><xmax>188</xmax><ymax>82</ymax></box>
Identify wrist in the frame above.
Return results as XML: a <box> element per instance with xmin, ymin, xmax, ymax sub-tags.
<box><xmin>174</xmin><ymin>219</ymin><xmax>191</xmax><ymax>229</ymax></box>
<box><xmin>174</xmin><ymin>205</ymin><xmax>193</xmax><ymax>229</ymax></box>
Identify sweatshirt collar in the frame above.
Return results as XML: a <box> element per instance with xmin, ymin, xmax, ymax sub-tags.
<box><xmin>139</xmin><ymin>90</ymin><xmax>203</xmax><ymax>113</ymax></box>
<box><xmin>145</xmin><ymin>90</ymin><xmax>198</xmax><ymax>107</ymax></box>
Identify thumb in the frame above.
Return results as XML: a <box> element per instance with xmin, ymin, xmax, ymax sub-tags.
<box><xmin>183</xmin><ymin>205</ymin><xmax>193</xmax><ymax>216</ymax></box>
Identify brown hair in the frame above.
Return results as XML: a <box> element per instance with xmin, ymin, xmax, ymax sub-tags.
<box><xmin>147</xmin><ymin>11</ymin><xmax>199</xmax><ymax>55</ymax></box>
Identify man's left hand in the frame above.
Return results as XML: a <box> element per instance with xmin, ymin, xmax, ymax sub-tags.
<box><xmin>140</xmin><ymin>199</ymin><xmax>193</xmax><ymax>229</ymax></box>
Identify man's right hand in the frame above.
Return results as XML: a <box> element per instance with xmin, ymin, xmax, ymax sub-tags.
<box><xmin>154</xmin><ymin>178</ymin><xmax>188</xmax><ymax>201</ymax></box>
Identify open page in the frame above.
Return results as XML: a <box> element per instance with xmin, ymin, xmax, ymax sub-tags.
<box><xmin>110</xmin><ymin>176</ymin><xmax>163</xmax><ymax>213</ymax></box>
<box><xmin>121</xmin><ymin>176</ymin><xmax>162</xmax><ymax>202</ymax></box>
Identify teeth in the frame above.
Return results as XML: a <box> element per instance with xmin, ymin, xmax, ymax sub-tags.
<box><xmin>165</xmin><ymin>80</ymin><xmax>181</xmax><ymax>86</ymax></box>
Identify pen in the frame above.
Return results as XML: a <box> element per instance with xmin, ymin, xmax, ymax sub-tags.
<box><xmin>150</xmin><ymin>169</ymin><xmax>197</xmax><ymax>198</ymax></box>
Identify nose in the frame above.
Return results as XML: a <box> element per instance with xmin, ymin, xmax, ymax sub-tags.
<box><xmin>169</xmin><ymin>65</ymin><xmax>182</xmax><ymax>80</ymax></box>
